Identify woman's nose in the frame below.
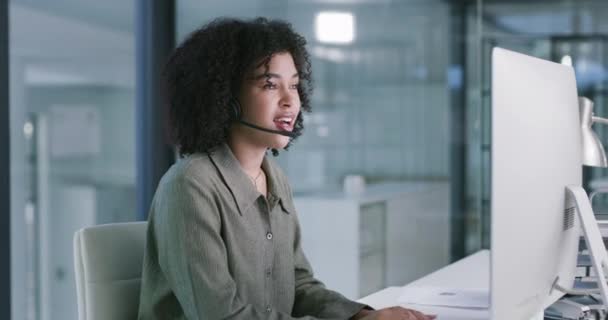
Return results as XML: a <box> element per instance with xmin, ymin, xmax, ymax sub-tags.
<box><xmin>280</xmin><ymin>87</ymin><xmax>298</xmax><ymax>109</ymax></box>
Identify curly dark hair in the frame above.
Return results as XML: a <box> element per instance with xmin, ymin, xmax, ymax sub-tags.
<box><xmin>164</xmin><ymin>17</ymin><xmax>313</xmax><ymax>157</ymax></box>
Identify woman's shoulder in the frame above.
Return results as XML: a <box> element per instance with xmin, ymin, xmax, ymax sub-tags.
<box><xmin>159</xmin><ymin>153</ymin><xmax>219</xmax><ymax>189</ymax></box>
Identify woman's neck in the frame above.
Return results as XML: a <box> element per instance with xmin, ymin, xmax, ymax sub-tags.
<box><xmin>226</xmin><ymin>137</ymin><xmax>266</xmax><ymax>178</ymax></box>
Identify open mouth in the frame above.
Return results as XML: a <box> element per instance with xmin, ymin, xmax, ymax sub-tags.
<box><xmin>274</xmin><ymin>116</ymin><xmax>294</xmax><ymax>131</ymax></box>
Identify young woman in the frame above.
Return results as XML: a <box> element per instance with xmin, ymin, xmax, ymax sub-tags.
<box><xmin>137</xmin><ymin>17</ymin><xmax>434</xmax><ymax>320</ymax></box>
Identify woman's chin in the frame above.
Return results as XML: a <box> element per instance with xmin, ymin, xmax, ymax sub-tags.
<box><xmin>267</xmin><ymin>136</ymin><xmax>291</xmax><ymax>150</ymax></box>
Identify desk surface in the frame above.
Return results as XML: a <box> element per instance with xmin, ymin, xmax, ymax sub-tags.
<box><xmin>358</xmin><ymin>250</ymin><xmax>490</xmax><ymax>320</ymax></box>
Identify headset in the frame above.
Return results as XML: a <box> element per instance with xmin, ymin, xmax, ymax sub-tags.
<box><xmin>229</xmin><ymin>97</ymin><xmax>298</xmax><ymax>138</ymax></box>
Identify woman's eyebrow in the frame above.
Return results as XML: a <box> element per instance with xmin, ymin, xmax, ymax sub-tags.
<box><xmin>251</xmin><ymin>72</ymin><xmax>299</xmax><ymax>80</ymax></box>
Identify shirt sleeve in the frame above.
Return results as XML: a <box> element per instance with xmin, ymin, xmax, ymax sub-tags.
<box><xmin>288</xmin><ymin>193</ymin><xmax>369</xmax><ymax>318</ymax></box>
<box><xmin>154</xmin><ymin>174</ymin><xmax>331</xmax><ymax>320</ymax></box>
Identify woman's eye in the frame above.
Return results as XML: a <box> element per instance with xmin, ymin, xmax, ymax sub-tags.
<box><xmin>263</xmin><ymin>83</ymin><xmax>277</xmax><ymax>89</ymax></box>
<box><xmin>290</xmin><ymin>84</ymin><xmax>299</xmax><ymax>90</ymax></box>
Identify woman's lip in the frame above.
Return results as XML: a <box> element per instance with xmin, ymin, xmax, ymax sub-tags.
<box><xmin>274</xmin><ymin>120</ymin><xmax>293</xmax><ymax>131</ymax></box>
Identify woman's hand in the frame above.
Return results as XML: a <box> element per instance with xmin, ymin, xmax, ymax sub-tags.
<box><xmin>355</xmin><ymin>306</ymin><xmax>436</xmax><ymax>320</ymax></box>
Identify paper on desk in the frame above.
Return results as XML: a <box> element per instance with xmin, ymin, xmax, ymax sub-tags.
<box><xmin>398</xmin><ymin>286</ymin><xmax>490</xmax><ymax>309</ymax></box>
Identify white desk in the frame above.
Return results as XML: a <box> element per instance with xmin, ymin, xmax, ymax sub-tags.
<box><xmin>357</xmin><ymin>250</ymin><xmax>544</xmax><ymax>320</ymax></box>
<box><xmin>357</xmin><ymin>250</ymin><xmax>490</xmax><ymax>320</ymax></box>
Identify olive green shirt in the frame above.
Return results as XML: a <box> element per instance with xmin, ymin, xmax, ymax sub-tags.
<box><xmin>137</xmin><ymin>143</ymin><xmax>367</xmax><ymax>319</ymax></box>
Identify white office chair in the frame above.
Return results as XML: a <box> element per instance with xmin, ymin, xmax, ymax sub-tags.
<box><xmin>73</xmin><ymin>221</ymin><xmax>147</xmax><ymax>320</ymax></box>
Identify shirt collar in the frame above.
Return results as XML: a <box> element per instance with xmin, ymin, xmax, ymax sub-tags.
<box><xmin>208</xmin><ymin>143</ymin><xmax>291</xmax><ymax>215</ymax></box>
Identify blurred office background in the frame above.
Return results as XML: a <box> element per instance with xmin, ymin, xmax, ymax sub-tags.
<box><xmin>3</xmin><ymin>0</ymin><xmax>608</xmax><ymax>319</ymax></box>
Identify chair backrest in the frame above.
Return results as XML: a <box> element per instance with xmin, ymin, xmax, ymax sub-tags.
<box><xmin>73</xmin><ymin>222</ymin><xmax>147</xmax><ymax>320</ymax></box>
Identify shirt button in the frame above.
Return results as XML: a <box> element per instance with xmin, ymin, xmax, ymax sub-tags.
<box><xmin>266</xmin><ymin>269</ymin><xmax>272</xmax><ymax>277</ymax></box>
<box><xmin>266</xmin><ymin>232</ymin><xmax>273</xmax><ymax>240</ymax></box>
<box><xmin>266</xmin><ymin>305</ymin><xmax>272</xmax><ymax>313</ymax></box>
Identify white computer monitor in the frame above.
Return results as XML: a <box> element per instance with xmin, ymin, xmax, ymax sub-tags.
<box><xmin>491</xmin><ymin>47</ymin><xmax>582</xmax><ymax>319</ymax></box>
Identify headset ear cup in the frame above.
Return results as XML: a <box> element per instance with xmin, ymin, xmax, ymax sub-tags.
<box><xmin>230</xmin><ymin>98</ymin><xmax>241</xmax><ymax>120</ymax></box>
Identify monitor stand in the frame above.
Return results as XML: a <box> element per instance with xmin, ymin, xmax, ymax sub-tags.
<box><xmin>551</xmin><ymin>185</ymin><xmax>608</xmax><ymax>310</ymax></box>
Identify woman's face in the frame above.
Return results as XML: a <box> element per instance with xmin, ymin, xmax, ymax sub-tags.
<box><xmin>234</xmin><ymin>52</ymin><xmax>301</xmax><ymax>150</ymax></box>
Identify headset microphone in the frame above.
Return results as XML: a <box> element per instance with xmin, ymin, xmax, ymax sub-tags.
<box><xmin>237</xmin><ymin>119</ymin><xmax>298</xmax><ymax>138</ymax></box>
<box><xmin>230</xmin><ymin>98</ymin><xmax>298</xmax><ymax>138</ymax></box>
